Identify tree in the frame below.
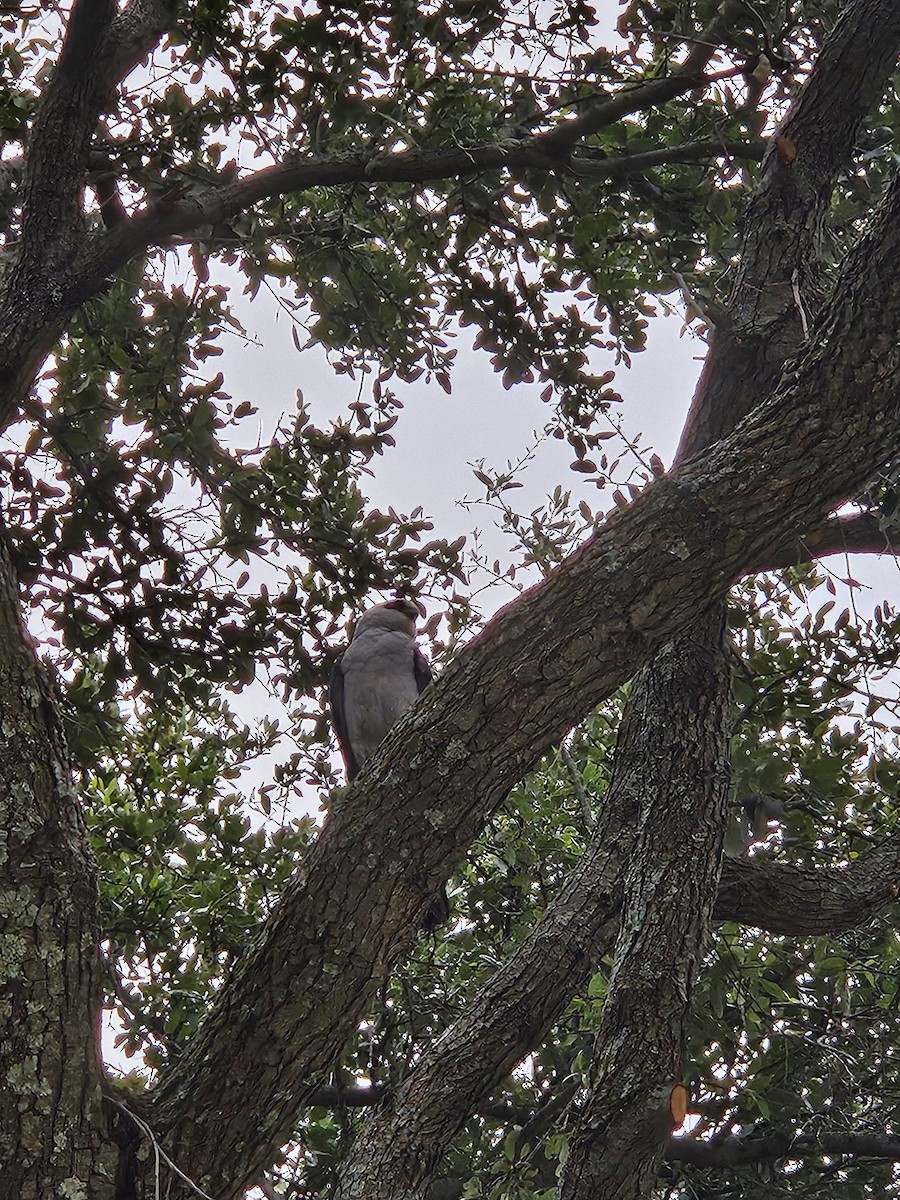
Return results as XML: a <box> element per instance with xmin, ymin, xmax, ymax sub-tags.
<box><xmin>4</xmin><ymin>0</ymin><xmax>900</xmax><ymax>1197</ymax></box>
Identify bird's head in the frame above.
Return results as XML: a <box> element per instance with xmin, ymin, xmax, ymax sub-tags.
<box><xmin>354</xmin><ymin>596</ymin><xmax>422</xmax><ymax>638</ymax></box>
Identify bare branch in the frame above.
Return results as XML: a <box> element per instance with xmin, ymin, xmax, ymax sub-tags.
<box><xmin>538</xmin><ymin>0</ymin><xmax>747</xmax><ymax>158</ymax></box>
<box><xmin>559</xmin><ymin>739</ymin><xmax>596</xmax><ymax>832</ymax></box>
<box><xmin>70</xmin><ymin>138</ymin><xmax>762</xmax><ymax>302</ymax></box>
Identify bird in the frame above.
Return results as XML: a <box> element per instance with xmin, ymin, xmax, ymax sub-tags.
<box><xmin>329</xmin><ymin>597</ymin><xmax>450</xmax><ymax>930</ymax></box>
<box><xmin>329</xmin><ymin>597</ymin><xmax>432</xmax><ymax>779</ymax></box>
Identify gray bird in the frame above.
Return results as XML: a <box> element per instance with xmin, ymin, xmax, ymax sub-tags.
<box><xmin>329</xmin><ymin>597</ymin><xmax>432</xmax><ymax>779</ymax></box>
<box><xmin>329</xmin><ymin>597</ymin><xmax>449</xmax><ymax>929</ymax></box>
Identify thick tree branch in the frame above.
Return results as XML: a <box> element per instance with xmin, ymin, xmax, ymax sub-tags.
<box><xmin>0</xmin><ymin>0</ymin><xmax>180</xmax><ymax>432</ymax></box>
<box><xmin>0</xmin><ymin>137</ymin><xmax>762</xmax><ymax>243</ymax></box>
<box><xmin>716</xmin><ymin>836</ymin><xmax>900</xmax><ymax>933</ymax></box>
<box><xmin>557</xmin><ymin>617</ymin><xmax>733</xmax><ymax>1200</ymax></box>
<box><xmin>0</xmin><ymin>0</ymin><xmax>180</xmax><ymax>430</ymax></box>
<box><xmin>18</xmin><ymin>0</ymin><xmax>179</xmax><ymax>251</ymax></box>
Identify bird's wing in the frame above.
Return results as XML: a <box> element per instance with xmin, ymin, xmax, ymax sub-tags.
<box><xmin>413</xmin><ymin>646</ymin><xmax>433</xmax><ymax>694</ymax></box>
<box><xmin>329</xmin><ymin>656</ymin><xmax>360</xmax><ymax>781</ymax></box>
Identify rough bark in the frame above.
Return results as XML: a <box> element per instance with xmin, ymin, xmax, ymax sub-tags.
<box><xmin>557</xmin><ymin>3</ymin><xmax>900</xmax><ymax>1194</ymax></box>
<box><xmin>0</xmin><ymin>7</ymin><xmax>186</xmax><ymax>1195</ymax></box>
<box><xmin>556</xmin><ymin>610</ymin><xmax>733</xmax><ymax>1199</ymax></box>
<box><xmin>0</xmin><ymin>534</ymin><xmax>115</xmax><ymax>1200</ymax></box>
<box><xmin>716</xmin><ymin>837</ymin><xmax>900</xmax><ymax>933</ymax></box>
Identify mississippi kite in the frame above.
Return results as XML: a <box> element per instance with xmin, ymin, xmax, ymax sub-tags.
<box><xmin>329</xmin><ymin>597</ymin><xmax>433</xmax><ymax>780</ymax></box>
<box><xmin>329</xmin><ymin>597</ymin><xmax>449</xmax><ymax>928</ymax></box>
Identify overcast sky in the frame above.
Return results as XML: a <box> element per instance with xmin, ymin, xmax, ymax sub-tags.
<box><xmin>218</xmin><ymin>277</ymin><xmax>704</xmax><ymax>557</ymax></box>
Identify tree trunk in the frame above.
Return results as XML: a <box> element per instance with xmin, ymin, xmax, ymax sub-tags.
<box><xmin>0</xmin><ymin>536</ymin><xmax>114</xmax><ymax>1200</ymax></box>
<box><xmin>557</xmin><ymin>6</ymin><xmax>900</xmax><ymax>1192</ymax></box>
<box><xmin>557</xmin><ymin>608</ymin><xmax>732</xmax><ymax>1198</ymax></box>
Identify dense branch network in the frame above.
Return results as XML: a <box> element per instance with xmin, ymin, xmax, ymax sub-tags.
<box><xmin>3</xmin><ymin>0</ymin><xmax>900</xmax><ymax>1197</ymax></box>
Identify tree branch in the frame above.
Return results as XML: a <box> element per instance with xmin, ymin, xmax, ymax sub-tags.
<box><xmin>109</xmin><ymin>0</ymin><xmax>181</xmax><ymax>82</ymax></box>
<box><xmin>557</xmin><ymin>615</ymin><xmax>733</xmax><ymax>1200</ymax></box>
<box><xmin>716</xmin><ymin>835</ymin><xmax>900</xmax><ymax>934</ymax></box>
<box><xmin>426</xmin><ymin>1128</ymin><xmax>900</xmax><ymax>1199</ymax></box>
<box><xmin>538</xmin><ymin>0</ymin><xmax>746</xmax><ymax>158</ymax></box>
<box><xmin>138</xmin><ymin>151</ymin><xmax>900</xmax><ymax>1196</ymax></box>
<box><xmin>0</xmin><ymin>0</ymin><xmax>180</xmax><ymax>423</ymax></box>
<box><xmin>569</xmin><ymin>138</ymin><xmax>763</xmax><ymax>179</ymax></box>
<box><xmin>772</xmin><ymin>511</ymin><xmax>900</xmax><ymax>568</ymax></box>
<box><xmin>668</xmin><ymin>1128</ymin><xmax>900</xmax><ymax>1167</ymax></box>
<box><xmin>69</xmin><ymin>137</ymin><xmax>762</xmax><ymax>305</ymax></box>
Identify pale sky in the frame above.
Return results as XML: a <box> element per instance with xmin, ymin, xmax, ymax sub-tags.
<box><xmin>217</xmin><ymin>276</ymin><xmax>704</xmax><ymax>559</ymax></box>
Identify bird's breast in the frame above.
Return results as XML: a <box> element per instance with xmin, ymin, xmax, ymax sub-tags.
<box><xmin>339</xmin><ymin>632</ymin><xmax>420</xmax><ymax>765</ymax></box>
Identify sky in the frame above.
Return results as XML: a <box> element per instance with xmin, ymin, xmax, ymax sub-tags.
<box><xmin>213</xmin><ymin>275</ymin><xmax>900</xmax><ymax>620</ymax></box>
<box><xmin>217</xmin><ymin>275</ymin><xmax>705</xmax><ymax>566</ymax></box>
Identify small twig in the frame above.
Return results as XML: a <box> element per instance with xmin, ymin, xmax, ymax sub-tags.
<box><xmin>559</xmin><ymin>739</ymin><xmax>596</xmax><ymax>831</ymax></box>
<box><xmin>792</xmin><ymin>267</ymin><xmax>811</xmax><ymax>338</ymax></box>
<box><xmin>113</xmin><ymin>1102</ymin><xmax>216</xmax><ymax>1200</ymax></box>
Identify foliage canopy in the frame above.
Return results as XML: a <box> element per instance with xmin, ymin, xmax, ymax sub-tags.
<box><xmin>4</xmin><ymin>0</ymin><xmax>900</xmax><ymax>1198</ymax></box>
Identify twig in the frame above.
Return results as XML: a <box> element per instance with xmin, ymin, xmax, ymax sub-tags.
<box><xmin>559</xmin><ymin>738</ymin><xmax>596</xmax><ymax>831</ymax></box>
<box><xmin>113</xmin><ymin>1102</ymin><xmax>216</xmax><ymax>1200</ymax></box>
